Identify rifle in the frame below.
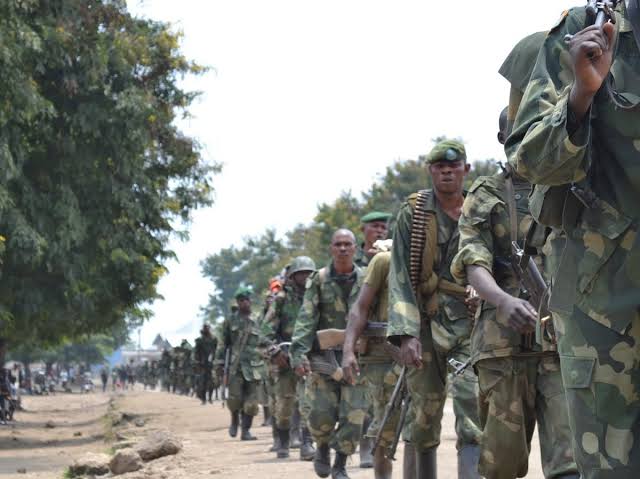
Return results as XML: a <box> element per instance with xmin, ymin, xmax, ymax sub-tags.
<box><xmin>316</xmin><ymin>322</ymin><xmax>389</xmax><ymax>353</ymax></box>
<box><xmin>221</xmin><ymin>347</ymin><xmax>230</xmax><ymax>408</ymax></box>
<box><xmin>373</xmin><ymin>366</ymin><xmax>409</xmax><ymax>460</ymax></box>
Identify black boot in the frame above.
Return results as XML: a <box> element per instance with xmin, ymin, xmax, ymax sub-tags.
<box><xmin>277</xmin><ymin>428</ymin><xmax>290</xmax><ymax>459</ymax></box>
<box><xmin>228</xmin><ymin>410</ymin><xmax>239</xmax><ymax>438</ymax></box>
<box><xmin>331</xmin><ymin>452</ymin><xmax>350</xmax><ymax>479</ymax></box>
<box><xmin>457</xmin><ymin>445</ymin><xmax>480</xmax><ymax>479</ymax></box>
<box><xmin>416</xmin><ymin>446</ymin><xmax>437</xmax><ymax>479</ymax></box>
<box><xmin>290</xmin><ymin>409</ymin><xmax>302</xmax><ymax>449</ymax></box>
<box><xmin>403</xmin><ymin>442</ymin><xmax>417</xmax><ymax>479</ymax></box>
<box><xmin>300</xmin><ymin>426</ymin><xmax>315</xmax><ymax>461</ymax></box>
<box><xmin>313</xmin><ymin>443</ymin><xmax>331</xmax><ymax>478</ymax></box>
<box><xmin>240</xmin><ymin>413</ymin><xmax>257</xmax><ymax>440</ymax></box>
<box><xmin>270</xmin><ymin>423</ymin><xmax>281</xmax><ymax>452</ymax></box>
<box><xmin>262</xmin><ymin>406</ymin><xmax>271</xmax><ymax>426</ymax></box>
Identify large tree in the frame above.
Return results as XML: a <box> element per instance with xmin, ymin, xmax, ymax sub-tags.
<box><xmin>0</xmin><ymin>0</ymin><xmax>217</xmax><ymax>363</ymax></box>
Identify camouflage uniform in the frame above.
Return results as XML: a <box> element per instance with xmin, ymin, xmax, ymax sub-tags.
<box><xmin>354</xmin><ymin>244</ymin><xmax>371</xmax><ymax>268</ymax></box>
<box><xmin>387</xmin><ymin>191</ymin><xmax>481</xmax><ymax>453</ymax></box>
<box><xmin>506</xmin><ymin>5</ymin><xmax>640</xmax><ymax>478</ymax></box>
<box><xmin>290</xmin><ymin>263</ymin><xmax>368</xmax><ymax>456</ymax></box>
<box><xmin>217</xmin><ymin>310</ymin><xmax>267</xmax><ymax>416</ymax></box>
<box><xmin>356</xmin><ymin>252</ymin><xmax>402</xmax><ymax>450</ymax></box>
<box><xmin>264</xmin><ymin>283</ymin><xmax>307</xmax><ymax>430</ymax></box>
<box><xmin>194</xmin><ymin>332</ymin><xmax>218</xmax><ymax>403</ymax></box>
<box><xmin>451</xmin><ymin>172</ymin><xmax>577</xmax><ymax>479</ymax></box>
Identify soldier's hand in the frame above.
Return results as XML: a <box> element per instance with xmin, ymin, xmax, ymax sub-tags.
<box><xmin>399</xmin><ymin>336</ymin><xmax>423</xmax><ymax>369</ymax></box>
<box><xmin>273</xmin><ymin>351</ymin><xmax>289</xmax><ymax>369</ymax></box>
<box><xmin>464</xmin><ymin>285</ymin><xmax>480</xmax><ymax>318</ymax></box>
<box><xmin>341</xmin><ymin>351</ymin><xmax>360</xmax><ymax>385</ymax></box>
<box><xmin>497</xmin><ymin>296</ymin><xmax>537</xmax><ymax>333</ymax></box>
<box><xmin>294</xmin><ymin>360</ymin><xmax>311</xmax><ymax>378</ymax></box>
<box><xmin>568</xmin><ymin>22</ymin><xmax>616</xmax><ymax>118</ymax></box>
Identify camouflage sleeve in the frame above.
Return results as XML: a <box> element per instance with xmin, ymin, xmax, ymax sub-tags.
<box><xmin>215</xmin><ymin>318</ymin><xmax>230</xmax><ymax>362</ymax></box>
<box><xmin>505</xmin><ymin>9</ymin><xmax>591</xmax><ymax>185</ymax></box>
<box><xmin>451</xmin><ymin>180</ymin><xmax>498</xmax><ymax>285</ymax></box>
<box><xmin>387</xmin><ymin>202</ymin><xmax>421</xmax><ymax>342</ymax></box>
<box><xmin>290</xmin><ymin>274</ymin><xmax>320</xmax><ymax>368</ymax></box>
<box><xmin>261</xmin><ymin>296</ymin><xmax>282</xmax><ymax>347</ymax></box>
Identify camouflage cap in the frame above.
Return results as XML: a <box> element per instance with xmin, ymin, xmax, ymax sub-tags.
<box><xmin>360</xmin><ymin>211</ymin><xmax>392</xmax><ymax>224</ymax></box>
<box><xmin>234</xmin><ymin>285</ymin><xmax>253</xmax><ymax>299</ymax></box>
<box><xmin>425</xmin><ymin>140</ymin><xmax>467</xmax><ymax>164</ymax></box>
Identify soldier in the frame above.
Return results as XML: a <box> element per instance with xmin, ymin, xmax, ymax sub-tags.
<box><xmin>148</xmin><ymin>361</ymin><xmax>158</xmax><ymax>390</ymax></box>
<box><xmin>291</xmin><ymin>229</ymin><xmax>367</xmax><ymax>479</ymax></box>
<box><xmin>159</xmin><ymin>349</ymin><xmax>172</xmax><ymax>392</ymax></box>
<box><xmin>264</xmin><ymin>255</ymin><xmax>317</xmax><ymax>460</ymax></box>
<box><xmin>342</xmin><ymin>240</ymin><xmax>399</xmax><ymax>479</ymax></box>
<box><xmin>194</xmin><ymin>324</ymin><xmax>218</xmax><ymax>405</ymax></box>
<box><xmin>506</xmin><ymin>3</ymin><xmax>640</xmax><ymax>477</ymax></box>
<box><xmin>216</xmin><ymin>286</ymin><xmax>267</xmax><ymax>441</ymax></box>
<box><xmin>387</xmin><ymin>140</ymin><xmax>482</xmax><ymax>478</ymax></box>
<box><xmin>353</xmin><ymin>211</ymin><xmax>391</xmax><ymax>469</ymax></box>
<box><xmin>354</xmin><ymin>212</ymin><xmax>392</xmax><ymax>268</ymax></box>
<box><xmin>450</xmin><ymin>109</ymin><xmax>578</xmax><ymax>479</ymax></box>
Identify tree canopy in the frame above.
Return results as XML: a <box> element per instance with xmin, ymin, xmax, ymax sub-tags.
<box><xmin>0</xmin><ymin>0</ymin><xmax>217</xmax><ymax>361</ymax></box>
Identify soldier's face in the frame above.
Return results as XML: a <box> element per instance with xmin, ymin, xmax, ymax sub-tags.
<box><xmin>292</xmin><ymin>271</ymin><xmax>311</xmax><ymax>287</ymax></box>
<box><xmin>237</xmin><ymin>297</ymin><xmax>251</xmax><ymax>314</ymax></box>
<box><xmin>330</xmin><ymin>234</ymin><xmax>356</xmax><ymax>263</ymax></box>
<box><xmin>361</xmin><ymin>221</ymin><xmax>388</xmax><ymax>246</ymax></box>
<box><xmin>429</xmin><ymin>160</ymin><xmax>469</xmax><ymax>195</ymax></box>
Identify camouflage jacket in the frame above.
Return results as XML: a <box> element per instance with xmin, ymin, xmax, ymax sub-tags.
<box><xmin>354</xmin><ymin>244</ymin><xmax>372</xmax><ymax>268</ymax></box>
<box><xmin>451</xmin><ymin>172</ymin><xmax>555</xmax><ymax>361</ymax></box>
<box><xmin>263</xmin><ymin>283</ymin><xmax>306</xmax><ymax>345</ymax></box>
<box><xmin>290</xmin><ymin>262</ymin><xmax>364</xmax><ymax>368</ymax></box>
<box><xmin>194</xmin><ymin>334</ymin><xmax>218</xmax><ymax>368</ymax></box>
<box><xmin>217</xmin><ymin>311</ymin><xmax>267</xmax><ymax>381</ymax></box>
<box><xmin>506</xmin><ymin>4</ymin><xmax>640</xmax><ymax>333</ymax></box>
<box><xmin>387</xmin><ymin>190</ymin><xmax>469</xmax><ymax>342</ymax></box>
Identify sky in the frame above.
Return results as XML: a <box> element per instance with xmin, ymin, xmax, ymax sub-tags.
<box><xmin>126</xmin><ymin>0</ymin><xmax>579</xmax><ymax>348</ymax></box>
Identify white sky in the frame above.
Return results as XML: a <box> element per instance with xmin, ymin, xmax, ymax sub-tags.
<box><xmin>127</xmin><ymin>0</ymin><xmax>578</xmax><ymax>347</ymax></box>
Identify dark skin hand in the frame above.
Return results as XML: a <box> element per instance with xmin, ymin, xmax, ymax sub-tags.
<box><xmin>294</xmin><ymin>358</ymin><xmax>311</xmax><ymax>378</ymax></box>
<box><xmin>467</xmin><ymin>265</ymin><xmax>537</xmax><ymax>333</ymax></box>
<box><xmin>341</xmin><ymin>283</ymin><xmax>377</xmax><ymax>385</ymax></box>
<box><xmin>568</xmin><ymin>22</ymin><xmax>616</xmax><ymax>121</ymax></box>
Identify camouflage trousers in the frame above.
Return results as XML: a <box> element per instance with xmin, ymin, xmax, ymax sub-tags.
<box><xmin>298</xmin><ymin>376</ymin><xmax>312</xmax><ymax>426</ymax></box>
<box><xmin>476</xmin><ymin>355</ymin><xmax>577</xmax><ymax>479</ymax></box>
<box><xmin>273</xmin><ymin>367</ymin><xmax>298</xmax><ymax>430</ymax></box>
<box><xmin>555</xmin><ymin>307</ymin><xmax>640</xmax><ymax>479</ymax></box>
<box><xmin>197</xmin><ymin>368</ymin><xmax>213</xmax><ymax>400</ymax></box>
<box><xmin>306</xmin><ymin>372</ymin><xmax>368</xmax><ymax>455</ymax></box>
<box><xmin>407</xmin><ymin>316</ymin><xmax>481</xmax><ymax>452</ymax></box>
<box><xmin>360</xmin><ymin>361</ymin><xmax>403</xmax><ymax>449</ymax></box>
<box><xmin>227</xmin><ymin>371</ymin><xmax>260</xmax><ymax>416</ymax></box>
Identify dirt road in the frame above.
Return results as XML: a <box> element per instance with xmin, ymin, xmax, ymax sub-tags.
<box><xmin>0</xmin><ymin>388</ymin><xmax>546</xmax><ymax>478</ymax></box>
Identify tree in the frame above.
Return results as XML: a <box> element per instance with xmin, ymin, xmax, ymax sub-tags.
<box><xmin>0</xmin><ymin>0</ymin><xmax>218</xmax><ymax>363</ymax></box>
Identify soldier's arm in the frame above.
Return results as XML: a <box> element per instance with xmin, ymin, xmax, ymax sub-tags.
<box><xmin>290</xmin><ymin>276</ymin><xmax>320</xmax><ymax>369</ymax></box>
<box><xmin>387</xmin><ymin>203</ymin><xmax>421</xmax><ymax>343</ymax></box>
<box><xmin>506</xmin><ymin>11</ymin><xmax>602</xmax><ymax>185</ymax></box>
<box><xmin>214</xmin><ymin>319</ymin><xmax>230</xmax><ymax>362</ymax></box>
<box><xmin>262</xmin><ymin>296</ymin><xmax>281</xmax><ymax>347</ymax></box>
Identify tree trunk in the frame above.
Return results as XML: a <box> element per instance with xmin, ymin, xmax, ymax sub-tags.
<box><xmin>0</xmin><ymin>337</ymin><xmax>6</xmax><ymax>369</ymax></box>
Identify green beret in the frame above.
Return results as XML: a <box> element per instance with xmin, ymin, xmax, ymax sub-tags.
<box><xmin>361</xmin><ymin>211</ymin><xmax>392</xmax><ymax>224</ymax></box>
<box><xmin>426</xmin><ymin>140</ymin><xmax>467</xmax><ymax>164</ymax></box>
<box><xmin>234</xmin><ymin>286</ymin><xmax>253</xmax><ymax>299</ymax></box>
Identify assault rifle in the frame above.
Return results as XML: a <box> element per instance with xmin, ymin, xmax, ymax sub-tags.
<box><xmin>373</xmin><ymin>366</ymin><xmax>410</xmax><ymax>460</ymax></box>
<box><xmin>316</xmin><ymin>322</ymin><xmax>390</xmax><ymax>355</ymax></box>
<box><xmin>221</xmin><ymin>347</ymin><xmax>230</xmax><ymax>408</ymax></box>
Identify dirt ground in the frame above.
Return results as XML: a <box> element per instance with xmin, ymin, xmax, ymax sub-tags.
<box><xmin>0</xmin><ymin>387</ymin><xmax>546</xmax><ymax>478</ymax></box>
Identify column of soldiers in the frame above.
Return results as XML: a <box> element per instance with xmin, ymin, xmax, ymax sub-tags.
<box><xmin>147</xmin><ymin>3</ymin><xmax>638</xmax><ymax>478</ymax></box>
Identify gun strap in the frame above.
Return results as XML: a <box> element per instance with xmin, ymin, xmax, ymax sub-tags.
<box><xmin>503</xmin><ymin>167</ymin><xmax>519</xmax><ymax>246</ymax></box>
